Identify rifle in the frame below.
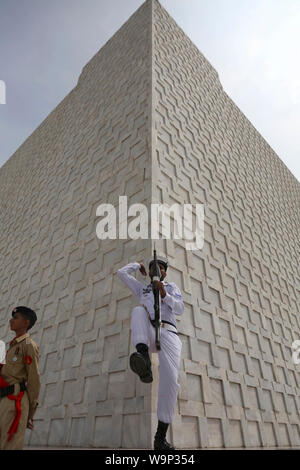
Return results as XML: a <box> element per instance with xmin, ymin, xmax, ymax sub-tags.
<box><xmin>152</xmin><ymin>245</ymin><xmax>161</xmax><ymax>351</ymax></box>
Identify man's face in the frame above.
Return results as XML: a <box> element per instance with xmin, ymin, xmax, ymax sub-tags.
<box><xmin>10</xmin><ymin>311</ymin><xmax>29</xmax><ymax>333</ymax></box>
<box><xmin>149</xmin><ymin>262</ymin><xmax>166</xmax><ymax>280</ymax></box>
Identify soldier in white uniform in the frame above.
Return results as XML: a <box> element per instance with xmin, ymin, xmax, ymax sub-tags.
<box><xmin>117</xmin><ymin>256</ymin><xmax>184</xmax><ymax>450</ymax></box>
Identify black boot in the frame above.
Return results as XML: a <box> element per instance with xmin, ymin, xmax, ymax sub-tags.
<box><xmin>154</xmin><ymin>421</ymin><xmax>175</xmax><ymax>450</ymax></box>
<box><xmin>130</xmin><ymin>343</ymin><xmax>153</xmax><ymax>383</ymax></box>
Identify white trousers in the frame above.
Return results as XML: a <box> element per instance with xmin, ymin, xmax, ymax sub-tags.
<box><xmin>131</xmin><ymin>306</ymin><xmax>182</xmax><ymax>424</ymax></box>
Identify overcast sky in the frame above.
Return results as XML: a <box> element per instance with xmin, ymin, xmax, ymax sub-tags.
<box><xmin>0</xmin><ymin>0</ymin><xmax>299</xmax><ymax>182</ymax></box>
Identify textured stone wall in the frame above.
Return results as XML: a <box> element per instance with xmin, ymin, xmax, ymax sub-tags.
<box><xmin>152</xmin><ymin>0</ymin><xmax>300</xmax><ymax>448</ymax></box>
<box><xmin>0</xmin><ymin>0</ymin><xmax>299</xmax><ymax>449</ymax></box>
<box><xmin>0</xmin><ymin>0</ymin><xmax>154</xmax><ymax>449</ymax></box>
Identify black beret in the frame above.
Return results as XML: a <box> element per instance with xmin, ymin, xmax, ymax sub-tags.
<box><xmin>12</xmin><ymin>306</ymin><xmax>37</xmax><ymax>328</ymax></box>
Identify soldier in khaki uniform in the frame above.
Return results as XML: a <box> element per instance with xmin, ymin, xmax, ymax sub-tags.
<box><xmin>0</xmin><ymin>306</ymin><xmax>40</xmax><ymax>450</ymax></box>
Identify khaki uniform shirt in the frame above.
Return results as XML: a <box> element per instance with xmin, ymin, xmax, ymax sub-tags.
<box><xmin>1</xmin><ymin>333</ymin><xmax>40</xmax><ymax>420</ymax></box>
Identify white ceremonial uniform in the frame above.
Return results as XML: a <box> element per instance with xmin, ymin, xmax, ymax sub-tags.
<box><xmin>117</xmin><ymin>262</ymin><xmax>184</xmax><ymax>424</ymax></box>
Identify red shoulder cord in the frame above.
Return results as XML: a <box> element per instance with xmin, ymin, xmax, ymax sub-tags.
<box><xmin>0</xmin><ymin>373</ymin><xmax>24</xmax><ymax>442</ymax></box>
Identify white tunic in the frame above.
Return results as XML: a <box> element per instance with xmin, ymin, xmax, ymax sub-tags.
<box><xmin>117</xmin><ymin>261</ymin><xmax>184</xmax><ymax>326</ymax></box>
<box><xmin>117</xmin><ymin>261</ymin><xmax>184</xmax><ymax>424</ymax></box>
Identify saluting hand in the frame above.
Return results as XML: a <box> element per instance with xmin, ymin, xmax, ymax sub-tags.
<box><xmin>139</xmin><ymin>263</ymin><xmax>147</xmax><ymax>276</ymax></box>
